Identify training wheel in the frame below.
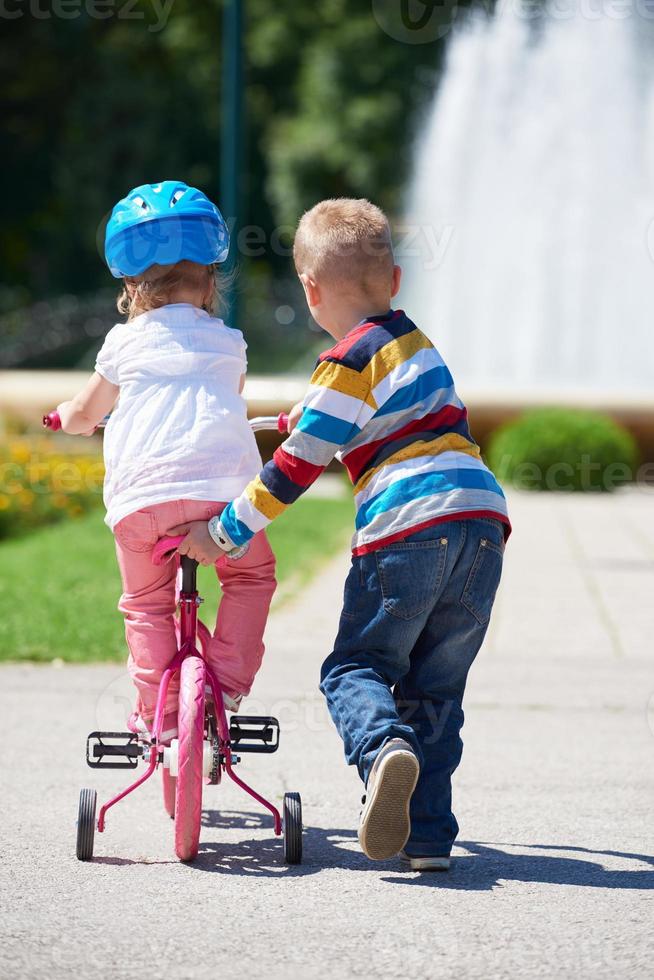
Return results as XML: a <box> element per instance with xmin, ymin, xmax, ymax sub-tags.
<box><xmin>283</xmin><ymin>791</ymin><xmax>302</xmax><ymax>865</ymax></box>
<box><xmin>76</xmin><ymin>788</ymin><xmax>97</xmax><ymax>861</ymax></box>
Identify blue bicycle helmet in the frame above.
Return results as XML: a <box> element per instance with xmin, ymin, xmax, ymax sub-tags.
<box><xmin>104</xmin><ymin>181</ymin><xmax>230</xmax><ymax>278</ymax></box>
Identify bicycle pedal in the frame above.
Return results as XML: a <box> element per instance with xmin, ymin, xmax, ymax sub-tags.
<box><xmin>228</xmin><ymin>715</ymin><xmax>280</xmax><ymax>754</ymax></box>
<box><xmin>86</xmin><ymin>731</ymin><xmax>145</xmax><ymax>769</ymax></box>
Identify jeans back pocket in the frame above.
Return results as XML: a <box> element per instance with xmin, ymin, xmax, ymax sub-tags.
<box><xmin>461</xmin><ymin>537</ymin><xmax>504</xmax><ymax>626</ymax></box>
<box><xmin>114</xmin><ymin>510</ymin><xmax>158</xmax><ymax>553</ymax></box>
<box><xmin>376</xmin><ymin>538</ymin><xmax>448</xmax><ymax>621</ymax></box>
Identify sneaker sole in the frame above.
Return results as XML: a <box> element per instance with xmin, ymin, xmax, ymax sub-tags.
<box><xmin>359</xmin><ymin>751</ymin><xmax>420</xmax><ymax>861</ymax></box>
<box><xmin>401</xmin><ymin>855</ymin><xmax>450</xmax><ymax>872</ymax></box>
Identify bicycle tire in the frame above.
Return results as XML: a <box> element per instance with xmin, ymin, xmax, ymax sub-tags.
<box><xmin>283</xmin><ymin>792</ymin><xmax>303</xmax><ymax>865</ymax></box>
<box><xmin>174</xmin><ymin>655</ymin><xmax>205</xmax><ymax>861</ymax></box>
<box><xmin>76</xmin><ymin>788</ymin><xmax>97</xmax><ymax>862</ymax></box>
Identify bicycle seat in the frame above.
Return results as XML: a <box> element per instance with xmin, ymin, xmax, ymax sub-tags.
<box><xmin>152</xmin><ymin>535</ymin><xmax>186</xmax><ymax>566</ymax></box>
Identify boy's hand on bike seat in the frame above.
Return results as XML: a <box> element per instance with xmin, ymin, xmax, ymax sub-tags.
<box><xmin>166</xmin><ymin>520</ymin><xmax>225</xmax><ymax>565</ymax></box>
<box><xmin>166</xmin><ymin>519</ymin><xmax>249</xmax><ymax>564</ymax></box>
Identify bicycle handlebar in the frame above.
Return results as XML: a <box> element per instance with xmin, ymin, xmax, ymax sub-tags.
<box><xmin>43</xmin><ymin>411</ymin><xmax>290</xmax><ymax>434</ymax></box>
<box><xmin>42</xmin><ymin>410</ymin><xmax>291</xmax><ymax>569</ymax></box>
<box><xmin>250</xmin><ymin>413</ymin><xmax>289</xmax><ymax>433</ymax></box>
<box><xmin>42</xmin><ymin>411</ymin><xmax>62</xmax><ymax>431</ymax></box>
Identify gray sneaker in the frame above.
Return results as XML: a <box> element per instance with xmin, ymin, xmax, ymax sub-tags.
<box><xmin>358</xmin><ymin>739</ymin><xmax>420</xmax><ymax>861</ymax></box>
<box><xmin>399</xmin><ymin>850</ymin><xmax>451</xmax><ymax>872</ymax></box>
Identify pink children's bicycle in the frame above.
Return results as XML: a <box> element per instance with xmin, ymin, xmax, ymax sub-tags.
<box><xmin>43</xmin><ymin>410</ymin><xmax>302</xmax><ymax>865</ymax></box>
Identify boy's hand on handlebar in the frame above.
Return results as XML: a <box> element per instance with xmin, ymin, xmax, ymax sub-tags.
<box><xmin>287</xmin><ymin>401</ymin><xmax>304</xmax><ymax>434</ymax></box>
<box><xmin>166</xmin><ymin>521</ymin><xmax>225</xmax><ymax>566</ymax></box>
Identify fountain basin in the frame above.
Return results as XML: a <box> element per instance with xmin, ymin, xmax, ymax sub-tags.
<box><xmin>2</xmin><ymin>371</ymin><xmax>652</xmax><ymax>463</ymax></box>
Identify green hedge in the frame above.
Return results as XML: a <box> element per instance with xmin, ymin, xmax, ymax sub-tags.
<box><xmin>487</xmin><ymin>408</ymin><xmax>639</xmax><ymax>492</ymax></box>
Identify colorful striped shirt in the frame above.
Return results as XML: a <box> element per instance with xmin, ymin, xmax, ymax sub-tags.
<box><xmin>221</xmin><ymin>309</ymin><xmax>511</xmax><ymax>555</ymax></box>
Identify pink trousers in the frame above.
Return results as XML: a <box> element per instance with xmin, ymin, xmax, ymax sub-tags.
<box><xmin>113</xmin><ymin>499</ymin><xmax>277</xmax><ymax>721</ymax></box>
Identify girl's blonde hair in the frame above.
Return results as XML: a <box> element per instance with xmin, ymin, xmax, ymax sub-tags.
<box><xmin>117</xmin><ymin>259</ymin><xmax>231</xmax><ymax>321</ymax></box>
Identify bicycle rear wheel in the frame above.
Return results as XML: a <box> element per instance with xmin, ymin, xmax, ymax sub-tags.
<box><xmin>174</xmin><ymin>655</ymin><xmax>206</xmax><ymax>861</ymax></box>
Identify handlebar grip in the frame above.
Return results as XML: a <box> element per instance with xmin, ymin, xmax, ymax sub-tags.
<box><xmin>277</xmin><ymin>413</ymin><xmax>289</xmax><ymax>434</ymax></box>
<box><xmin>43</xmin><ymin>411</ymin><xmax>62</xmax><ymax>431</ymax></box>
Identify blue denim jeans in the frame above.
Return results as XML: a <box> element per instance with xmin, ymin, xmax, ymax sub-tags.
<box><xmin>319</xmin><ymin>518</ymin><xmax>505</xmax><ymax>857</ymax></box>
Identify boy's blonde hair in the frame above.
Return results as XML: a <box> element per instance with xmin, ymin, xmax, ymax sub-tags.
<box><xmin>117</xmin><ymin>259</ymin><xmax>228</xmax><ymax>321</ymax></box>
<box><xmin>293</xmin><ymin>198</ymin><xmax>394</xmax><ymax>300</ymax></box>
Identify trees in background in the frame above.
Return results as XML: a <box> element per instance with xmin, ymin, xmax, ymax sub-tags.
<box><xmin>1</xmin><ymin>0</ymin><xmax>477</xmax><ymax>365</ymax></box>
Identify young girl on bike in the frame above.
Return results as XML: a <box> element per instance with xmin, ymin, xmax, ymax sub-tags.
<box><xmin>56</xmin><ymin>181</ymin><xmax>276</xmax><ymax>743</ymax></box>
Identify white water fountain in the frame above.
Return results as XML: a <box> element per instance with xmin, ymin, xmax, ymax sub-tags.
<box><xmin>399</xmin><ymin>0</ymin><xmax>654</xmax><ymax>399</ymax></box>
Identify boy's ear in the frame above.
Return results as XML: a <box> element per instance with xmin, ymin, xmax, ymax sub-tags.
<box><xmin>391</xmin><ymin>264</ymin><xmax>402</xmax><ymax>299</ymax></box>
<box><xmin>299</xmin><ymin>272</ymin><xmax>320</xmax><ymax>308</ymax></box>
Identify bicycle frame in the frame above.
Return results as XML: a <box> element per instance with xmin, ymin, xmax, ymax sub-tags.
<box><xmin>43</xmin><ymin>410</ymin><xmax>290</xmax><ymax>842</ymax></box>
<box><xmin>97</xmin><ymin>545</ymin><xmax>282</xmax><ymax>836</ymax></box>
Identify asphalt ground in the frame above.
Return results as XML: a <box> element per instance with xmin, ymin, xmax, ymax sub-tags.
<box><xmin>1</xmin><ymin>488</ymin><xmax>653</xmax><ymax>979</ymax></box>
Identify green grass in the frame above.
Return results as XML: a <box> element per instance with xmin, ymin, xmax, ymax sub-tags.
<box><xmin>0</xmin><ymin>497</ymin><xmax>353</xmax><ymax>663</ymax></box>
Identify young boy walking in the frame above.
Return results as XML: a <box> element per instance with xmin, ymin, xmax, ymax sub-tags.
<box><xmin>170</xmin><ymin>198</ymin><xmax>510</xmax><ymax>870</ymax></box>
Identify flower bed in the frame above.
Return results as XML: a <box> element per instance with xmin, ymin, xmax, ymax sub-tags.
<box><xmin>0</xmin><ymin>436</ymin><xmax>104</xmax><ymax>539</ymax></box>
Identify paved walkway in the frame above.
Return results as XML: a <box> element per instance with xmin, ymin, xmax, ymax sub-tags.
<box><xmin>1</xmin><ymin>489</ymin><xmax>653</xmax><ymax>979</ymax></box>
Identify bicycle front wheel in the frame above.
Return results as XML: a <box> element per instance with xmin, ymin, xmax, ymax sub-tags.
<box><xmin>174</xmin><ymin>655</ymin><xmax>206</xmax><ymax>861</ymax></box>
